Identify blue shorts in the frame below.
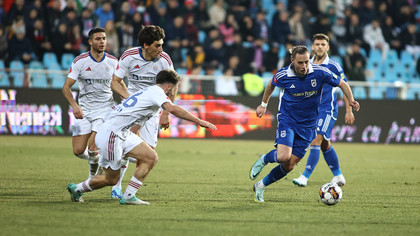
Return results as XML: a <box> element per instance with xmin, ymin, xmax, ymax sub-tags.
<box><xmin>316</xmin><ymin>113</ymin><xmax>336</xmax><ymax>140</ymax></box>
<box><xmin>274</xmin><ymin>124</ymin><xmax>313</xmax><ymax>159</ymax></box>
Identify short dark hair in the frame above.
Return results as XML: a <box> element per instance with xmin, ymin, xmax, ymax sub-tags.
<box><xmin>88</xmin><ymin>27</ymin><xmax>106</xmax><ymax>39</ymax></box>
<box><xmin>138</xmin><ymin>25</ymin><xmax>165</xmax><ymax>46</ymax></box>
<box><xmin>156</xmin><ymin>69</ymin><xmax>180</xmax><ymax>85</ymax></box>
<box><xmin>289</xmin><ymin>45</ymin><xmax>310</xmax><ymax>58</ymax></box>
<box><xmin>312</xmin><ymin>33</ymin><xmax>329</xmax><ymax>43</ymax></box>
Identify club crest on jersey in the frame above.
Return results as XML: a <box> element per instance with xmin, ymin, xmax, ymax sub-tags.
<box><xmin>153</xmin><ymin>65</ymin><xmax>158</xmax><ymax>71</ymax></box>
<box><xmin>105</xmin><ymin>67</ymin><xmax>110</xmax><ymax>71</ymax></box>
<box><xmin>311</xmin><ymin>79</ymin><xmax>317</xmax><ymax>87</ymax></box>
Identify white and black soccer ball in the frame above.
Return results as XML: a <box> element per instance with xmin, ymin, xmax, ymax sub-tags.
<box><xmin>319</xmin><ymin>182</ymin><xmax>343</xmax><ymax>205</ymax></box>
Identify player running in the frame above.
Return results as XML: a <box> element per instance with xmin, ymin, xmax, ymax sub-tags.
<box><xmin>62</xmin><ymin>27</ymin><xmax>118</xmax><ymax>180</ymax></box>
<box><xmin>249</xmin><ymin>45</ymin><xmax>359</xmax><ymax>203</ymax></box>
<box><xmin>67</xmin><ymin>69</ymin><xmax>217</xmax><ymax>205</ymax></box>
<box><xmin>109</xmin><ymin>25</ymin><xmax>175</xmax><ymax>199</ymax></box>
<box><xmin>292</xmin><ymin>33</ymin><xmax>354</xmax><ymax>187</ymax></box>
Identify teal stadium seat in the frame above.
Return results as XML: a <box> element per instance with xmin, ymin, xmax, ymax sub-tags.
<box><xmin>48</xmin><ymin>62</ymin><xmax>66</xmax><ymax>89</ymax></box>
<box><xmin>43</xmin><ymin>52</ymin><xmax>59</xmax><ymax>68</ymax></box>
<box><xmin>29</xmin><ymin>61</ymin><xmax>48</xmax><ymax>88</ymax></box>
<box><xmin>352</xmin><ymin>86</ymin><xmax>367</xmax><ymax>99</ymax></box>
<box><xmin>10</xmin><ymin>60</ymin><xmax>25</xmax><ymax>87</ymax></box>
<box><xmin>368</xmin><ymin>82</ymin><xmax>386</xmax><ymax>99</ymax></box>
<box><xmin>61</xmin><ymin>53</ymin><xmax>75</xmax><ymax>70</ymax></box>
<box><xmin>0</xmin><ymin>60</ymin><xmax>10</xmax><ymax>87</ymax></box>
<box><xmin>406</xmin><ymin>86</ymin><xmax>420</xmax><ymax>100</ymax></box>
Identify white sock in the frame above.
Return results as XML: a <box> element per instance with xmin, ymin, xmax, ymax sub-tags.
<box><xmin>123</xmin><ymin>176</ymin><xmax>142</xmax><ymax>199</ymax></box>
<box><xmin>88</xmin><ymin>150</ymin><xmax>99</xmax><ymax>178</ymax></box>
<box><xmin>76</xmin><ymin>148</ymin><xmax>89</xmax><ymax>160</ymax></box>
<box><xmin>112</xmin><ymin>160</ymin><xmax>129</xmax><ymax>190</ymax></box>
<box><xmin>256</xmin><ymin>180</ymin><xmax>265</xmax><ymax>189</ymax></box>
<box><xmin>75</xmin><ymin>180</ymin><xmax>93</xmax><ymax>193</ymax></box>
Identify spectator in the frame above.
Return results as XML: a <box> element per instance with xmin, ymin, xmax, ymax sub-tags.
<box><xmin>239</xmin><ymin>15</ymin><xmax>259</xmax><ymax>43</ymax></box>
<box><xmin>166</xmin><ymin>0</ymin><xmax>183</xmax><ymax>20</ymax></box>
<box><xmin>255</xmin><ymin>11</ymin><xmax>269</xmax><ymax>42</ymax></box>
<box><xmin>165</xmin><ymin>38</ymin><xmax>184</xmax><ymax>69</ymax></box>
<box><xmin>69</xmin><ymin>24</ymin><xmax>82</xmax><ymax>57</ymax></box>
<box><xmin>252</xmin><ymin>38</ymin><xmax>265</xmax><ymax>75</ymax></box>
<box><xmin>263</xmin><ymin>42</ymin><xmax>280</xmax><ymax>74</ymax></box>
<box><xmin>104</xmin><ymin>20</ymin><xmax>120</xmax><ymax>57</ymax></box>
<box><xmin>271</xmin><ymin>11</ymin><xmax>292</xmax><ymax>45</ymax></box>
<box><xmin>204</xmin><ymin>37</ymin><xmax>225</xmax><ymax>69</ymax></box>
<box><xmin>45</xmin><ymin>0</ymin><xmax>62</xmax><ymax>37</ymax></box>
<box><xmin>182</xmin><ymin>0</ymin><xmax>195</xmax><ymax>20</ymax></box>
<box><xmin>201</xmin><ymin>63</ymin><xmax>216</xmax><ymax>95</ymax></box>
<box><xmin>208</xmin><ymin>0</ymin><xmax>226</xmax><ymax>28</ymax></box>
<box><xmin>194</xmin><ymin>0</ymin><xmax>212</xmax><ymax>31</ymax></box>
<box><xmin>80</xmin><ymin>8</ymin><xmax>96</xmax><ymax>51</ymax></box>
<box><xmin>347</xmin><ymin>59</ymin><xmax>366</xmax><ymax>81</ymax></box>
<box><xmin>115</xmin><ymin>1</ymin><xmax>134</xmax><ymax>27</ymax></box>
<box><xmin>94</xmin><ymin>1</ymin><xmax>114</xmax><ymax>28</ymax></box>
<box><xmin>343</xmin><ymin>42</ymin><xmax>366</xmax><ymax>77</ymax></box>
<box><xmin>219</xmin><ymin>13</ymin><xmax>239</xmax><ymax>46</ymax></box>
<box><xmin>331</xmin><ymin>15</ymin><xmax>346</xmax><ymax>46</ymax></box>
<box><xmin>165</xmin><ymin>15</ymin><xmax>189</xmax><ymax>48</ymax></box>
<box><xmin>0</xmin><ymin>0</ymin><xmax>6</xmax><ymax>26</ymax></box>
<box><xmin>224</xmin><ymin>55</ymin><xmax>241</xmax><ymax>76</ymax></box>
<box><xmin>184</xmin><ymin>14</ymin><xmax>199</xmax><ymax>45</ymax></box>
<box><xmin>8</xmin><ymin>27</ymin><xmax>35</xmax><ymax>65</ymax></box>
<box><xmin>147</xmin><ymin>0</ymin><xmax>169</xmax><ymax>28</ymax></box>
<box><xmin>117</xmin><ymin>20</ymin><xmax>135</xmax><ymax>54</ymax></box>
<box><xmin>288</xmin><ymin>11</ymin><xmax>306</xmax><ymax>45</ymax></box>
<box><xmin>382</xmin><ymin>16</ymin><xmax>403</xmax><ymax>58</ymax></box>
<box><xmin>187</xmin><ymin>43</ymin><xmax>205</xmax><ymax>71</ymax></box>
<box><xmin>225</xmin><ymin>32</ymin><xmax>253</xmax><ymax>75</ymax></box>
<box><xmin>26</xmin><ymin>18</ymin><xmax>52</xmax><ymax>60</ymax></box>
<box><xmin>61</xmin><ymin>9</ymin><xmax>80</xmax><ymax>30</ymax></box>
<box><xmin>51</xmin><ymin>22</ymin><xmax>72</xmax><ymax>62</ymax></box>
<box><xmin>394</xmin><ymin>4</ymin><xmax>416</xmax><ymax>29</ymax></box>
<box><xmin>0</xmin><ymin>26</ymin><xmax>8</xmax><ymax>60</ymax></box>
<box><xmin>6</xmin><ymin>0</ymin><xmax>25</xmax><ymax>25</ymax></box>
<box><xmin>363</xmin><ymin>18</ymin><xmax>389</xmax><ymax>61</ymax></box>
<box><xmin>215</xmin><ymin>68</ymin><xmax>239</xmax><ymax>96</ymax></box>
<box><xmin>400</xmin><ymin>23</ymin><xmax>420</xmax><ymax>59</ymax></box>
<box><xmin>359</xmin><ymin>0</ymin><xmax>375</xmax><ymax>26</ymax></box>
<box><xmin>346</xmin><ymin>13</ymin><xmax>370</xmax><ymax>55</ymax></box>
<box><xmin>132</xmin><ymin>12</ymin><xmax>145</xmax><ymax>40</ymax></box>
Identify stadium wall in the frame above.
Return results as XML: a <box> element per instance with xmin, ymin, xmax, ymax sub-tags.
<box><xmin>0</xmin><ymin>88</ymin><xmax>419</xmax><ymax>144</ymax></box>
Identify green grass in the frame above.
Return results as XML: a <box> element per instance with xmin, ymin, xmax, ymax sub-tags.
<box><xmin>0</xmin><ymin>136</ymin><xmax>419</xmax><ymax>236</ymax></box>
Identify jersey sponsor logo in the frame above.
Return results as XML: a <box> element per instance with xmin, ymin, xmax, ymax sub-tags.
<box><xmin>290</xmin><ymin>84</ymin><xmax>295</xmax><ymax>88</ymax></box>
<box><xmin>291</xmin><ymin>90</ymin><xmax>318</xmax><ymax>97</ymax></box>
<box><xmin>311</xmin><ymin>79</ymin><xmax>317</xmax><ymax>87</ymax></box>
<box><xmin>86</xmin><ymin>67</ymin><xmax>92</xmax><ymax>71</ymax></box>
<box><xmin>134</xmin><ymin>65</ymin><xmax>140</xmax><ymax>69</ymax></box>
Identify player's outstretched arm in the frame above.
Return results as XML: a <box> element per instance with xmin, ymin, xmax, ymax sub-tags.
<box><xmin>161</xmin><ymin>102</ymin><xmax>217</xmax><ymax>130</ymax></box>
<box><xmin>111</xmin><ymin>74</ymin><xmax>130</xmax><ymax>100</ymax></box>
<box><xmin>62</xmin><ymin>77</ymin><xmax>83</xmax><ymax>119</ymax></box>
<box><xmin>256</xmin><ymin>82</ymin><xmax>275</xmax><ymax>118</ymax></box>
<box><xmin>343</xmin><ymin>94</ymin><xmax>355</xmax><ymax>125</ymax></box>
<box><xmin>338</xmin><ymin>80</ymin><xmax>360</xmax><ymax>112</ymax></box>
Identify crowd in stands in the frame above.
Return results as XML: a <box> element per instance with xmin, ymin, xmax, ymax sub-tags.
<box><xmin>1</xmin><ymin>0</ymin><xmax>420</xmax><ymax>93</ymax></box>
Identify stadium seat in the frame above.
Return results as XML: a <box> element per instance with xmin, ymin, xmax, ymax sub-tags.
<box><xmin>0</xmin><ymin>71</ymin><xmax>10</xmax><ymax>87</ymax></box>
<box><xmin>263</xmin><ymin>77</ymin><xmax>279</xmax><ymax>98</ymax></box>
<box><xmin>405</xmin><ymin>86</ymin><xmax>420</xmax><ymax>100</ymax></box>
<box><xmin>330</xmin><ymin>56</ymin><xmax>343</xmax><ymax>65</ymax></box>
<box><xmin>262</xmin><ymin>71</ymin><xmax>274</xmax><ymax>79</ymax></box>
<box><xmin>352</xmin><ymin>86</ymin><xmax>367</xmax><ymax>99</ymax></box>
<box><xmin>43</xmin><ymin>52</ymin><xmax>59</xmax><ymax>68</ymax></box>
<box><xmin>198</xmin><ymin>31</ymin><xmax>206</xmax><ymax>44</ymax></box>
<box><xmin>386</xmin><ymin>49</ymin><xmax>398</xmax><ymax>62</ymax></box>
<box><xmin>10</xmin><ymin>60</ymin><xmax>25</xmax><ymax>87</ymax></box>
<box><xmin>61</xmin><ymin>53</ymin><xmax>75</xmax><ymax>70</ymax></box>
<box><xmin>368</xmin><ymin>82</ymin><xmax>385</xmax><ymax>99</ymax></box>
<box><xmin>0</xmin><ymin>59</ymin><xmax>5</xmax><ymax>69</ymax></box>
<box><xmin>28</xmin><ymin>61</ymin><xmax>49</xmax><ymax>88</ymax></box>
<box><xmin>369</xmin><ymin>48</ymin><xmax>382</xmax><ymax>61</ymax></box>
<box><xmin>176</xmin><ymin>68</ymin><xmax>187</xmax><ymax>75</ymax></box>
<box><xmin>50</xmin><ymin>73</ymin><xmax>66</xmax><ymax>89</ymax></box>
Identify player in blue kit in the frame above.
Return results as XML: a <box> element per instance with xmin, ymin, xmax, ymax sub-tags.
<box><xmin>249</xmin><ymin>45</ymin><xmax>360</xmax><ymax>203</ymax></box>
<box><xmin>292</xmin><ymin>33</ymin><xmax>354</xmax><ymax>187</ymax></box>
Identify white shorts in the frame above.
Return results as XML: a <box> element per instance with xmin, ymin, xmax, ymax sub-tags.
<box><xmin>140</xmin><ymin>111</ymin><xmax>160</xmax><ymax>148</ymax></box>
<box><xmin>71</xmin><ymin>109</ymin><xmax>110</xmax><ymax>136</ymax></box>
<box><xmin>95</xmin><ymin>127</ymin><xmax>143</xmax><ymax>170</ymax></box>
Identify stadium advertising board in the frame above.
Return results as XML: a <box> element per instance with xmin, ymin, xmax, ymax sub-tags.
<box><xmin>0</xmin><ymin>88</ymin><xmax>419</xmax><ymax>144</ymax></box>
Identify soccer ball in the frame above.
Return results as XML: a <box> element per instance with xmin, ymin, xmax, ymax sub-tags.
<box><xmin>319</xmin><ymin>182</ymin><xmax>343</xmax><ymax>205</ymax></box>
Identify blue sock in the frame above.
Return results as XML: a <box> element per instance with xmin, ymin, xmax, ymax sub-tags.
<box><xmin>262</xmin><ymin>164</ymin><xmax>289</xmax><ymax>186</ymax></box>
<box><xmin>302</xmin><ymin>145</ymin><xmax>320</xmax><ymax>178</ymax></box>
<box><xmin>323</xmin><ymin>146</ymin><xmax>342</xmax><ymax>176</ymax></box>
<box><xmin>263</xmin><ymin>149</ymin><xmax>278</xmax><ymax>164</ymax></box>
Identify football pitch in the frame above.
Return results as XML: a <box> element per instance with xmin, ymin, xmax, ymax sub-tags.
<box><xmin>0</xmin><ymin>136</ymin><xmax>419</xmax><ymax>236</ymax></box>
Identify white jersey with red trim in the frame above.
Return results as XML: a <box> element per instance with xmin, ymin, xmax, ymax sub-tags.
<box><xmin>68</xmin><ymin>52</ymin><xmax>118</xmax><ymax>113</ymax></box>
<box><xmin>103</xmin><ymin>85</ymin><xmax>172</xmax><ymax>138</ymax></box>
<box><xmin>114</xmin><ymin>47</ymin><xmax>174</xmax><ymax>94</ymax></box>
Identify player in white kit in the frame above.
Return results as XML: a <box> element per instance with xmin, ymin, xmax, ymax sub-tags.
<box><xmin>62</xmin><ymin>28</ymin><xmax>118</xmax><ymax>179</ymax></box>
<box><xmin>110</xmin><ymin>25</ymin><xmax>176</xmax><ymax>198</ymax></box>
<box><xmin>67</xmin><ymin>69</ymin><xmax>217</xmax><ymax>205</ymax></box>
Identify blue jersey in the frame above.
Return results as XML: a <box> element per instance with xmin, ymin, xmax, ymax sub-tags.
<box><xmin>311</xmin><ymin>56</ymin><xmax>347</xmax><ymax>119</ymax></box>
<box><xmin>272</xmin><ymin>63</ymin><xmax>340</xmax><ymax>140</ymax></box>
